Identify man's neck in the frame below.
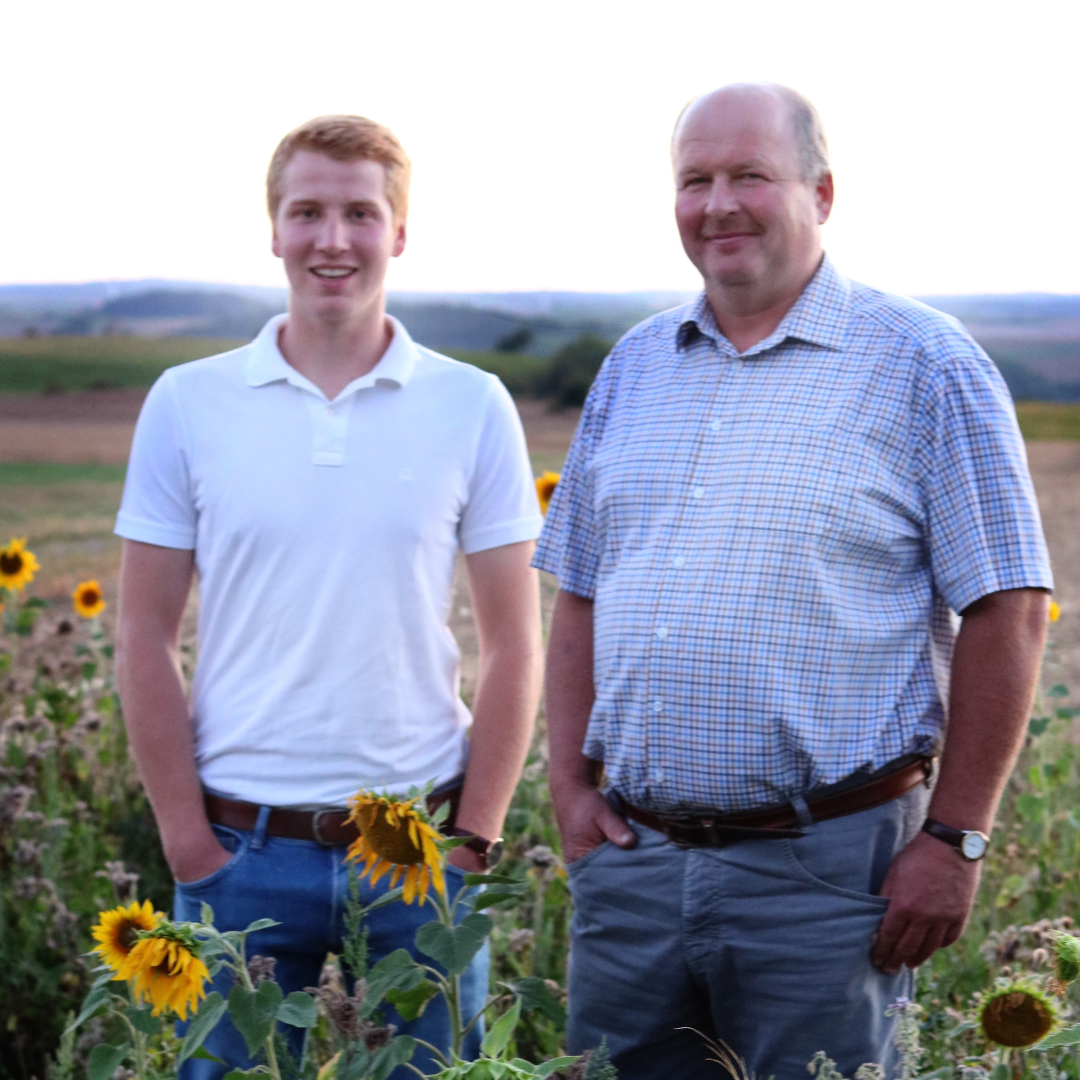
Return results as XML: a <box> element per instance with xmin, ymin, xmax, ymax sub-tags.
<box><xmin>278</xmin><ymin>298</ymin><xmax>392</xmax><ymax>400</ymax></box>
<box><xmin>706</xmin><ymin>254</ymin><xmax>822</xmax><ymax>355</ymax></box>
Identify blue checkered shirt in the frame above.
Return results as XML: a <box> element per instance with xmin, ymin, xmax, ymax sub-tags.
<box><xmin>533</xmin><ymin>256</ymin><xmax>1053</xmax><ymax>813</ymax></box>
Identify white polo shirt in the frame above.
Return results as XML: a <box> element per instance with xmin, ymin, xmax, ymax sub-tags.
<box><xmin>116</xmin><ymin>314</ymin><xmax>543</xmax><ymax>807</ymax></box>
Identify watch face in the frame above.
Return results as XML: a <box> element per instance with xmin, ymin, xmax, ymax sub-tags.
<box><xmin>486</xmin><ymin>840</ymin><xmax>505</xmax><ymax>868</ymax></box>
<box><xmin>960</xmin><ymin>832</ymin><xmax>988</xmax><ymax>860</ymax></box>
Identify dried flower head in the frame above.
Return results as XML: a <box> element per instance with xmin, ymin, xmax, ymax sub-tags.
<box><xmin>980</xmin><ymin>981</ymin><xmax>1058</xmax><ymax>1047</ymax></box>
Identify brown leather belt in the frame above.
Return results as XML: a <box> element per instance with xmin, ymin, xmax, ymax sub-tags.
<box><xmin>620</xmin><ymin>755</ymin><xmax>934</xmax><ymax>848</ymax></box>
<box><xmin>204</xmin><ymin>786</ymin><xmax>461</xmax><ymax>849</ymax></box>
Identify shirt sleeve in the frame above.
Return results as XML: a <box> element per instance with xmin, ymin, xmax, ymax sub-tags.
<box><xmin>531</xmin><ymin>358</ymin><xmax>614</xmax><ymax>599</ymax></box>
<box><xmin>457</xmin><ymin>377</ymin><xmax>544</xmax><ymax>555</ymax></box>
<box><xmin>114</xmin><ymin>370</ymin><xmax>198</xmax><ymax>549</ymax></box>
<box><xmin>917</xmin><ymin>338</ymin><xmax>1054</xmax><ymax>614</ymax></box>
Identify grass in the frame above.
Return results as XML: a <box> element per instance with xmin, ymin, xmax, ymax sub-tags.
<box><xmin>1015</xmin><ymin>401</ymin><xmax>1080</xmax><ymax>440</ymax></box>
<box><xmin>0</xmin><ymin>335</ymin><xmax>245</xmax><ymax>393</ymax></box>
<box><xmin>0</xmin><ymin>462</ymin><xmax>126</xmax><ymax>484</ymax></box>
<box><xmin>0</xmin><ymin>336</ymin><xmax>552</xmax><ymax>396</ymax></box>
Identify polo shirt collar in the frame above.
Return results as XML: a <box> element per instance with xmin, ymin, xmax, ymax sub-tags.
<box><xmin>245</xmin><ymin>313</ymin><xmax>419</xmax><ymax>397</ymax></box>
<box><xmin>677</xmin><ymin>253</ymin><xmax>851</xmax><ymax>357</ymax></box>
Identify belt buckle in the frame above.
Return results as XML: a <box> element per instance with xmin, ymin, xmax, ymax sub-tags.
<box><xmin>311</xmin><ymin>809</ymin><xmax>339</xmax><ymax>848</ymax></box>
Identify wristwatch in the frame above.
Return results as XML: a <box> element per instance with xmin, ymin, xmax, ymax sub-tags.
<box><xmin>922</xmin><ymin>818</ymin><xmax>990</xmax><ymax>861</ymax></box>
<box><xmin>451</xmin><ymin>827</ymin><xmax>505</xmax><ymax>869</ymax></box>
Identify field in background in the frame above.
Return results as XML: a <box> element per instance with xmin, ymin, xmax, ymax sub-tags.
<box><xmin>0</xmin><ymin>334</ymin><xmax>1077</xmax><ymax>694</ymax></box>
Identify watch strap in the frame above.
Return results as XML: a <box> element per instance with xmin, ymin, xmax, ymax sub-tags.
<box><xmin>922</xmin><ymin>818</ymin><xmax>965</xmax><ymax>848</ymax></box>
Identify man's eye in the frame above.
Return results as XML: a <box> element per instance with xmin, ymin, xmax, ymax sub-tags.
<box><xmin>735</xmin><ymin>173</ymin><xmax>766</xmax><ymax>184</ymax></box>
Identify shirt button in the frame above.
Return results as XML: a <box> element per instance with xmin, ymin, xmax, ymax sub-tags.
<box><xmin>709</xmin><ymin>420</ymin><xmax>721</xmax><ymax>432</ymax></box>
<box><xmin>652</xmin><ymin>700</ymin><xmax>665</xmax><ymax>713</ymax></box>
<box><xmin>655</xmin><ymin>626</ymin><xmax>669</xmax><ymax>639</ymax></box>
<box><xmin>652</xmin><ymin>769</ymin><xmax>666</xmax><ymax>783</ymax></box>
<box><xmin>692</xmin><ymin>487</ymin><xmax>705</xmax><ymax>500</ymax></box>
<box><xmin>672</xmin><ymin>556</ymin><xmax>686</xmax><ymax>569</ymax></box>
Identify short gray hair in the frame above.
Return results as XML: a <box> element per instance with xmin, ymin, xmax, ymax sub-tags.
<box><xmin>672</xmin><ymin>83</ymin><xmax>831</xmax><ymax>184</ymax></box>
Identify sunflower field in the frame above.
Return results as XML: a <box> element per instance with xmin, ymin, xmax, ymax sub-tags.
<box><xmin>2</xmin><ymin>533</ymin><xmax>1080</xmax><ymax>1079</ymax></box>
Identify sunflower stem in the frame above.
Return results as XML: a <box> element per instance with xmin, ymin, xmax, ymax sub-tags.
<box><xmin>410</xmin><ymin>1037</ymin><xmax>450</xmax><ymax>1068</ymax></box>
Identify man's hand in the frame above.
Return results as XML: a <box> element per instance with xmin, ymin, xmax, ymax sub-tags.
<box><xmin>871</xmin><ymin>831</ymin><xmax>980</xmax><ymax>973</ymax></box>
<box><xmin>447</xmin><ymin>844</ymin><xmax>488</xmax><ymax>875</ymax></box>
<box><xmin>552</xmin><ymin>780</ymin><xmax>636</xmax><ymax>864</ymax></box>
<box><xmin>168</xmin><ymin>832</ymin><xmax>234</xmax><ymax>885</ymax></box>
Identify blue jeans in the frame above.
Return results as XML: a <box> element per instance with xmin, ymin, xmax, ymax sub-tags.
<box><xmin>173</xmin><ymin>814</ymin><xmax>487</xmax><ymax>1080</ymax></box>
<box><xmin>565</xmin><ymin>785</ymin><xmax>930</xmax><ymax>1080</ymax></box>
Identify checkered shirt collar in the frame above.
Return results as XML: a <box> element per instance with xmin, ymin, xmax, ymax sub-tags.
<box><xmin>677</xmin><ymin>253</ymin><xmax>851</xmax><ymax>357</ymax></box>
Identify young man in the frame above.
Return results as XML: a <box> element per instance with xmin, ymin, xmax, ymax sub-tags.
<box><xmin>115</xmin><ymin>116</ymin><xmax>544</xmax><ymax>1077</ymax></box>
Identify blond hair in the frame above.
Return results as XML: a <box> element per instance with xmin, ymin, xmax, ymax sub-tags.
<box><xmin>266</xmin><ymin>114</ymin><xmax>411</xmax><ymax>223</ymax></box>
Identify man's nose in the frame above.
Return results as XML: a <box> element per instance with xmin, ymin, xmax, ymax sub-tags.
<box><xmin>317</xmin><ymin>215</ymin><xmax>348</xmax><ymax>252</ymax></box>
<box><xmin>703</xmin><ymin>177</ymin><xmax>740</xmax><ymax>217</ymax></box>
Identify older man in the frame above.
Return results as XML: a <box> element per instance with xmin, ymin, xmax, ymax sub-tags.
<box><xmin>534</xmin><ymin>84</ymin><xmax>1052</xmax><ymax>1079</ymax></box>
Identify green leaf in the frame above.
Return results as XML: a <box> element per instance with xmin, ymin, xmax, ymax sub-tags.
<box><xmin>989</xmin><ymin>1065</ymin><xmax>1010</xmax><ymax>1080</ymax></box>
<box><xmin>368</xmin><ymin>1036</ymin><xmax>418</xmax><ymax>1080</ymax></box>
<box><xmin>996</xmin><ymin>873</ymin><xmax>1033</xmax><ymax>908</ymax></box>
<box><xmin>415</xmin><ymin>913</ymin><xmax>492</xmax><ymax>975</ymax></box>
<box><xmin>227</xmin><ymin>980</ymin><xmax>283</xmax><ymax>1055</ymax></box>
<box><xmin>1035</xmin><ymin>1022</ymin><xmax>1080</xmax><ymax>1049</ymax></box>
<box><xmin>536</xmin><ymin>1058</ymin><xmax>580</xmax><ymax>1078</ymax></box>
<box><xmin>1016</xmin><ymin>792</ymin><xmax>1046</xmax><ymax>824</ymax></box>
<box><xmin>177</xmin><ymin>992</ymin><xmax>229</xmax><ymax>1066</ymax></box>
<box><xmin>482</xmin><ymin>997</ymin><xmax>522</xmax><ymax>1059</ymax></box>
<box><xmin>190</xmin><ymin>1046</ymin><xmax>227</xmax><ymax>1063</ymax></box>
<box><xmin>66</xmin><ymin>983</ymin><xmax>111</xmax><ymax>1032</ymax></box>
<box><xmin>364</xmin><ymin>949</ymin><xmax>426</xmax><ymax>1011</ymax></box>
<box><xmin>385</xmin><ymin>980</ymin><xmax>440</xmax><ymax>1021</ymax></box>
<box><xmin>222</xmin><ymin>1071</ymin><xmax>255</xmax><ymax>1080</ymax></box>
<box><xmin>200</xmin><ymin>901</ymin><xmax>215</xmax><ymax>925</ymax></box>
<box><xmin>1029</xmin><ymin>716</ymin><xmax>1051</xmax><ymax>736</ymax></box>
<box><xmin>277</xmin><ymin>991</ymin><xmax>319</xmax><ymax>1028</ymax></box>
<box><xmin>241</xmin><ymin>917</ymin><xmax>280</xmax><ymax>935</ymax></box>
<box><xmin>363</xmin><ymin>886</ymin><xmax>406</xmax><ymax>914</ymax></box>
<box><xmin>463</xmin><ymin>873</ymin><xmax>521</xmax><ymax>887</ymax></box>
<box><xmin>510</xmin><ymin>976</ymin><xmax>566</xmax><ymax>1025</ymax></box>
<box><xmin>1048</xmin><ymin>683</ymin><xmax>1070</xmax><ymax>697</ymax></box>
<box><xmin>125</xmin><ymin>1004</ymin><xmax>158</xmax><ymax>1034</ymax></box>
<box><xmin>1067</xmin><ymin>810</ymin><xmax>1080</xmax><ymax>830</ymax></box>
<box><xmin>88</xmin><ymin>1044</ymin><xmax>128</xmax><ymax>1080</ymax></box>
<box><xmin>473</xmin><ymin>889</ymin><xmax>529</xmax><ymax>912</ymax></box>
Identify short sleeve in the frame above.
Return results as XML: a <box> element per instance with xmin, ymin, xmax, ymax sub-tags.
<box><xmin>917</xmin><ymin>343</ymin><xmax>1053</xmax><ymax>613</ymax></box>
<box><xmin>114</xmin><ymin>371</ymin><xmax>198</xmax><ymax>549</ymax></box>
<box><xmin>531</xmin><ymin>362</ymin><xmax>612</xmax><ymax>598</ymax></box>
<box><xmin>457</xmin><ymin>378</ymin><xmax>544</xmax><ymax>554</ymax></box>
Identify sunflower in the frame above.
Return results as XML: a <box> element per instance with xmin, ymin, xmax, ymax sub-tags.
<box><xmin>91</xmin><ymin>899</ymin><xmax>161</xmax><ymax>974</ymax></box>
<box><xmin>1047</xmin><ymin>930</ymin><xmax>1080</xmax><ymax>994</ymax></box>
<box><xmin>535</xmin><ymin>472</ymin><xmax>560</xmax><ymax>515</ymax></box>
<box><xmin>1049</xmin><ymin>600</ymin><xmax>1061</xmax><ymax>623</ymax></box>
<box><xmin>0</xmin><ymin>537</ymin><xmax>39</xmax><ymax>591</ymax></box>
<box><xmin>72</xmin><ymin>579</ymin><xmax>107</xmax><ymax>619</ymax></box>
<box><xmin>116</xmin><ymin>923</ymin><xmax>209</xmax><ymax>1020</ymax></box>
<box><xmin>346</xmin><ymin>791</ymin><xmax>446</xmax><ymax>904</ymax></box>
<box><xmin>979</xmin><ymin>980</ymin><xmax>1059</xmax><ymax>1047</ymax></box>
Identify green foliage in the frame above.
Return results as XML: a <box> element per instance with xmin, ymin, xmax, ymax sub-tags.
<box><xmin>415</xmin><ymin>913</ymin><xmax>493</xmax><ymax>974</ymax></box>
<box><xmin>0</xmin><ymin>601</ymin><xmax>170</xmax><ymax>1079</ymax></box>
<box><xmin>1015</xmin><ymin>402</ymin><xmax>1080</xmax><ymax>441</ymax></box>
<box><xmin>531</xmin><ymin>334</ymin><xmax>613</xmax><ymax>408</ymax></box>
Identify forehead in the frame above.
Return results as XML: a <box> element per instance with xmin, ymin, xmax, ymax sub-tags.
<box><xmin>674</xmin><ymin>92</ymin><xmax>798</xmax><ymax>173</ymax></box>
<box><xmin>278</xmin><ymin>150</ymin><xmax>390</xmax><ymax>205</ymax></box>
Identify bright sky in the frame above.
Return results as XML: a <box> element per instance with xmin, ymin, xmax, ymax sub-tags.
<box><xmin>4</xmin><ymin>0</ymin><xmax>1078</xmax><ymax>298</ymax></box>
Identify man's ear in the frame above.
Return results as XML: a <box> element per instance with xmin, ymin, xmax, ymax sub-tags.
<box><xmin>392</xmin><ymin>219</ymin><xmax>407</xmax><ymax>258</ymax></box>
<box><xmin>815</xmin><ymin>171</ymin><xmax>835</xmax><ymax>225</ymax></box>
<box><xmin>271</xmin><ymin>226</ymin><xmax>282</xmax><ymax>259</ymax></box>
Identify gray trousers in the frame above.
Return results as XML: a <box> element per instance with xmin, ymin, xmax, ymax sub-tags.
<box><xmin>565</xmin><ymin>785</ymin><xmax>930</xmax><ymax>1080</ymax></box>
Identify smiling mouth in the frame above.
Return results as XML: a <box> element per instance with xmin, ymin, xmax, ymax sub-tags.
<box><xmin>311</xmin><ymin>267</ymin><xmax>356</xmax><ymax>279</ymax></box>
